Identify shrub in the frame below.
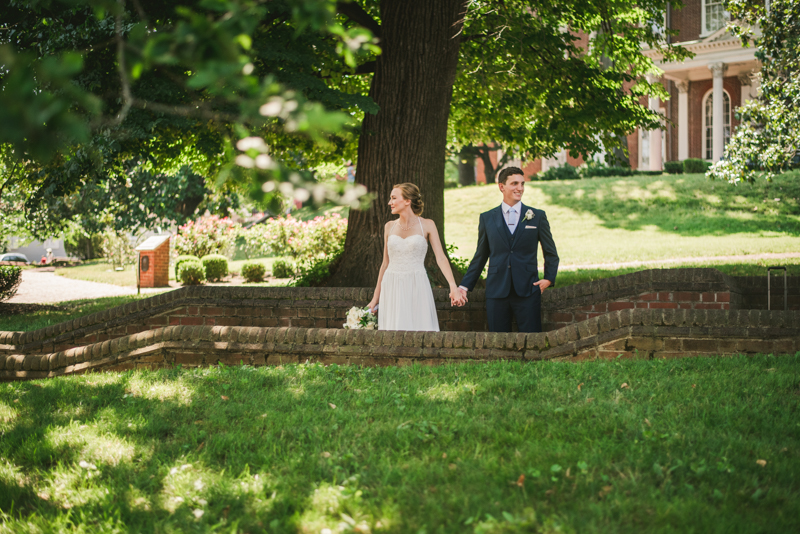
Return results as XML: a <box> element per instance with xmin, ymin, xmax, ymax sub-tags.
<box><xmin>201</xmin><ymin>254</ymin><xmax>229</xmax><ymax>282</ymax></box>
<box><xmin>175</xmin><ymin>255</ymin><xmax>201</xmax><ymax>279</ymax></box>
<box><xmin>537</xmin><ymin>163</ymin><xmax>580</xmax><ymax>181</ymax></box>
<box><xmin>634</xmin><ymin>170</ymin><xmax>664</xmax><ymax>176</ymax></box>
<box><xmin>291</xmin><ymin>253</ymin><xmax>341</xmax><ymax>287</ymax></box>
<box><xmin>241</xmin><ymin>261</ymin><xmax>266</xmax><ymax>283</ymax></box>
<box><xmin>664</xmin><ymin>161</ymin><xmax>684</xmax><ymax>174</ymax></box>
<box><xmin>272</xmin><ymin>259</ymin><xmax>295</xmax><ymax>278</ymax></box>
<box><xmin>0</xmin><ymin>265</ymin><xmax>22</xmax><ymax>302</ymax></box>
<box><xmin>174</xmin><ymin>215</ymin><xmax>239</xmax><ymax>258</ymax></box>
<box><xmin>177</xmin><ymin>260</ymin><xmax>205</xmax><ymax>285</ymax></box>
<box><xmin>580</xmin><ymin>161</ymin><xmax>633</xmax><ymax>178</ymax></box>
<box><xmin>684</xmin><ymin>158</ymin><xmax>712</xmax><ymax>173</ymax></box>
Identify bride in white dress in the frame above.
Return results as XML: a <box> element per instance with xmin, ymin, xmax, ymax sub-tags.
<box><xmin>367</xmin><ymin>183</ymin><xmax>465</xmax><ymax>331</ymax></box>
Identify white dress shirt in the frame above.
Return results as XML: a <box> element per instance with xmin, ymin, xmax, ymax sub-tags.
<box><xmin>502</xmin><ymin>201</ymin><xmax>521</xmax><ymax>235</ymax></box>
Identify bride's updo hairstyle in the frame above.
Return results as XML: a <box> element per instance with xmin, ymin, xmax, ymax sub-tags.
<box><xmin>393</xmin><ymin>183</ymin><xmax>424</xmax><ymax>216</ymax></box>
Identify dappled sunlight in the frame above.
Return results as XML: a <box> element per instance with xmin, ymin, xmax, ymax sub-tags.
<box><xmin>445</xmin><ymin>173</ymin><xmax>800</xmax><ymax>264</ymax></box>
<box><xmin>421</xmin><ymin>381</ymin><xmax>478</xmax><ymax>402</ymax></box>
<box><xmin>0</xmin><ymin>401</ymin><xmax>18</xmax><ymax>424</ymax></box>
<box><xmin>45</xmin><ymin>421</ymin><xmax>136</xmax><ymax>467</ymax></box>
<box><xmin>128</xmin><ymin>377</ymin><xmax>195</xmax><ymax>406</ymax></box>
<box><xmin>299</xmin><ymin>482</ymin><xmax>389</xmax><ymax>534</ymax></box>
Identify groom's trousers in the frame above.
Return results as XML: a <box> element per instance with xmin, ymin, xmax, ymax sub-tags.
<box><xmin>486</xmin><ymin>283</ymin><xmax>542</xmax><ymax>333</ymax></box>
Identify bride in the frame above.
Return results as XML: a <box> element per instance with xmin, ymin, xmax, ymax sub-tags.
<box><xmin>367</xmin><ymin>183</ymin><xmax>465</xmax><ymax>331</ymax></box>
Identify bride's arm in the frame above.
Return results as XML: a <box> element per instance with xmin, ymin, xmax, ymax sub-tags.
<box><xmin>425</xmin><ymin>219</ymin><xmax>464</xmax><ymax>305</ymax></box>
<box><xmin>367</xmin><ymin>222</ymin><xmax>391</xmax><ymax>312</ymax></box>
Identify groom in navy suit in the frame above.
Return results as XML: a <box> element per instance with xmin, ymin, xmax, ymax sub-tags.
<box><xmin>458</xmin><ymin>167</ymin><xmax>559</xmax><ymax>333</ymax></box>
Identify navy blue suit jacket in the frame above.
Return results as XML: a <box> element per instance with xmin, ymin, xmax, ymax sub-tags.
<box><xmin>460</xmin><ymin>204</ymin><xmax>559</xmax><ymax>299</ymax></box>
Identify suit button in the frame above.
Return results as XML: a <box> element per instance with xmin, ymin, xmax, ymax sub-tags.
<box><xmin>508</xmin><ymin>265</ymin><xmax>511</xmax><ymax>269</ymax></box>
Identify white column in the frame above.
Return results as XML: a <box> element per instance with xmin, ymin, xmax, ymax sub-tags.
<box><xmin>709</xmin><ymin>62</ymin><xmax>727</xmax><ymax>162</ymax></box>
<box><xmin>676</xmin><ymin>80</ymin><xmax>689</xmax><ymax>161</ymax></box>
<box><xmin>647</xmin><ymin>75</ymin><xmax>663</xmax><ymax>171</ymax></box>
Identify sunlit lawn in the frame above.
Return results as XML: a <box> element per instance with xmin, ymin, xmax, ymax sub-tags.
<box><xmin>1</xmin><ymin>356</ymin><xmax>799</xmax><ymax>533</ymax></box>
<box><xmin>444</xmin><ymin>172</ymin><xmax>800</xmax><ymax>265</ymax></box>
<box><xmin>55</xmin><ymin>258</ymin><xmax>286</xmax><ymax>287</ymax></box>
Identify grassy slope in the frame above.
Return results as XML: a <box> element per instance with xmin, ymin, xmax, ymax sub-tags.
<box><xmin>444</xmin><ymin>172</ymin><xmax>800</xmax><ymax>266</ymax></box>
<box><xmin>1</xmin><ymin>356</ymin><xmax>798</xmax><ymax>533</ymax></box>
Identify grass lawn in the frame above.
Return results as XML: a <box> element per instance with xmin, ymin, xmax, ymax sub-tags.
<box><xmin>444</xmin><ymin>172</ymin><xmax>800</xmax><ymax>266</ymax></box>
<box><xmin>1</xmin><ymin>356</ymin><xmax>798</xmax><ymax>532</ymax></box>
<box><xmin>55</xmin><ymin>258</ymin><xmax>286</xmax><ymax>287</ymax></box>
<box><xmin>0</xmin><ymin>295</ymin><xmax>167</xmax><ymax>333</ymax></box>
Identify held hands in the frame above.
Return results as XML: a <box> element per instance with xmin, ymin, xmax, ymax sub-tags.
<box><xmin>534</xmin><ymin>279</ymin><xmax>551</xmax><ymax>293</ymax></box>
<box><xmin>449</xmin><ymin>287</ymin><xmax>467</xmax><ymax>307</ymax></box>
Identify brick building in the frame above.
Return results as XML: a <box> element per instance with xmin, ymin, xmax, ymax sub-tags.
<box><xmin>473</xmin><ymin>0</ymin><xmax>758</xmax><ymax>182</ymax></box>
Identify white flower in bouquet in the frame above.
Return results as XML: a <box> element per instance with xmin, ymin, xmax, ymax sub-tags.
<box><xmin>344</xmin><ymin>306</ymin><xmax>378</xmax><ymax>330</ymax></box>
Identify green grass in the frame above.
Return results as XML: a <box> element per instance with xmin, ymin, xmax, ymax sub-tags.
<box><xmin>445</xmin><ymin>172</ymin><xmax>800</xmax><ymax>265</ymax></box>
<box><xmin>553</xmin><ymin>256</ymin><xmax>800</xmax><ymax>288</ymax></box>
<box><xmin>1</xmin><ymin>356</ymin><xmax>799</xmax><ymax>532</ymax></box>
<box><xmin>0</xmin><ymin>295</ymin><xmax>167</xmax><ymax>332</ymax></box>
<box><xmin>55</xmin><ymin>258</ymin><xmax>287</xmax><ymax>287</ymax></box>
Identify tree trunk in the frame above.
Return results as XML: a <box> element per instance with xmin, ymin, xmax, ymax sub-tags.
<box><xmin>327</xmin><ymin>0</ymin><xmax>466</xmax><ymax>287</ymax></box>
<box><xmin>458</xmin><ymin>145</ymin><xmax>476</xmax><ymax>186</ymax></box>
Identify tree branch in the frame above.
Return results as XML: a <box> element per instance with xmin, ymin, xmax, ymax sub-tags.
<box><xmin>336</xmin><ymin>1</ymin><xmax>381</xmax><ymax>38</ymax></box>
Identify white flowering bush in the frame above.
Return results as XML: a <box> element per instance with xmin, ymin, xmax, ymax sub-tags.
<box><xmin>239</xmin><ymin>212</ymin><xmax>347</xmax><ymax>262</ymax></box>
<box><xmin>344</xmin><ymin>306</ymin><xmax>377</xmax><ymax>330</ymax></box>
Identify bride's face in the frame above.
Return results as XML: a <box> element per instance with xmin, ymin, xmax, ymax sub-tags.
<box><xmin>388</xmin><ymin>188</ymin><xmax>411</xmax><ymax>214</ymax></box>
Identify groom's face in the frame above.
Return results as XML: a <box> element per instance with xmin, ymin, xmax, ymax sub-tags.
<box><xmin>498</xmin><ymin>173</ymin><xmax>525</xmax><ymax>206</ymax></box>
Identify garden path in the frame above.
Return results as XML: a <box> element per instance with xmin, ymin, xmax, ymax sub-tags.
<box><xmin>8</xmin><ymin>269</ymin><xmax>174</xmax><ymax>304</ymax></box>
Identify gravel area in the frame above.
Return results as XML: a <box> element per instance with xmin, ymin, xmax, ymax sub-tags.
<box><xmin>8</xmin><ymin>269</ymin><xmax>174</xmax><ymax>304</ymax></box>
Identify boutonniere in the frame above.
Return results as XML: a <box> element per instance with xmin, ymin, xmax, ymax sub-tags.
<box><xmin>524</xmin><ymin>209</ymin><xmax>534</xmax><ymax>221</ymax></box>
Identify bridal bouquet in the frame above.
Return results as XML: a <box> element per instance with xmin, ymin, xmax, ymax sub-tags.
<box><xmin>344</xmin><ymin>306</ymin><xmax>378</xmax><ymax>330</ymax></box>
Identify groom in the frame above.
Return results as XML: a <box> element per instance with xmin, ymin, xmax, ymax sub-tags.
<box><xmin>458</xmin><ymin>167</ymin><xmax>559</xmax><ymax>333</ymax></box>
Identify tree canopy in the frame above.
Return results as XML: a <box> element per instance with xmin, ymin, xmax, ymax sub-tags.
<box><xmin>709</xmin><ymin>0</ymin><xmax>800</xmax><ymax>183</ymax></box>
<box><xmin>0</xmin><ymin>0</ymin><xmax>375</xmax><ymax>238</ymax></box>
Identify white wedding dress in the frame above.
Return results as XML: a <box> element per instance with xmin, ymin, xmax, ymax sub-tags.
<box><xmin>378</xmin><ymin>218</ymin><xmax>440</xmax><ymax>331</ymax></box>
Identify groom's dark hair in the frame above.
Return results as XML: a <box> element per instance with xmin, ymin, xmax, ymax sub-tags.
<box><xmin>498</xmin><ymin>166</ymin><xmax>525</xmax><ymax>184</ymax></box>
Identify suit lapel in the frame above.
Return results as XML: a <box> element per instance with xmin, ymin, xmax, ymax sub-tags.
<box><xmin>495</xmin><ymin>206</ymin><xmax>512</xmax><ymax>246</ymax></box>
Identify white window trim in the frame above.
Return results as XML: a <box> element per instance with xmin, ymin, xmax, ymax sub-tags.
<box><xmin>702</xmin><ymin>88</ymin><xmax>732</xmax><ymax>161</ymax></box>
<box><xmin>700</xmin><ymin>0</ymin><xmax>730</xmax><ymax>38</ymax></box>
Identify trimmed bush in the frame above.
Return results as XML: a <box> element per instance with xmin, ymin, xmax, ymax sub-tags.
<box><xmin>538</xmin><ymin>163</ymin><xmax>580</xmax><ymax>181</ymax></box>
<box><xmin>175</xmin><ymin>255</ymin><xmax>201</xmax><ymax>279</ymax></box>
<box><xmin>684</xmin><ymin>158</ymin><xmax>712</xmax><ymax>173</ymax></box>
<box><xmin>177</xmin><ymin>260</ymin><xmax>205</xmax><ymax>285</ymax></box>
<box><xmin>0</xmin><ymin>265</ymin><xmax>22</xmax><ymax>302</ymax></box>
<box><xmin>272</xmin><ymin>259</ymin><xmax>295</xmax><ymax>278</ymax></box>
<box><xmin>664</xmin><ymin>161</ymin><xmax>684</xmax><ymax>174</ymax></box>
<box><xmin>581</xmin><ymin>162</ymin><xmax>634</xmax><ymax>178</ymax></box>
<box><xmin>241</xmin><ymin>261</ymin><xmax>266</xmax><ymax>283</ymax></box>
<box><xmin>201</xmin><ymin>254</ymin><xmax>229</xmax><ymax>282</ymax></box>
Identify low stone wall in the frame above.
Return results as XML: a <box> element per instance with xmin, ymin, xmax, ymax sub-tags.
<box><xmin>0</xmin><ymin>268</ymin><xmax>747</xmax><ymax>357</ymax></box>
<box><xmin>2</xmin><ymin>308</ymin><xmax>798</xmax><ymax>381</ymax></box>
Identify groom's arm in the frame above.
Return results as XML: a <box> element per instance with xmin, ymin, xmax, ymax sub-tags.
<box><xmin>459</xmin><ymin>213</ymin><xmax>491</xmax><ymax>292</ymax></box>
<box><xmin>538</xmin><ymin>211</ymin><xmax>559</xmax><ymax>286</ymax></box>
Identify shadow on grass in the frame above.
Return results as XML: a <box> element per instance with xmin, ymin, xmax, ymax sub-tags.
<box><xmin>1</xmin><ymin>357</ymin><xmax>800</xmax><ymax>532</ymax></box>
<box><xmin>531</xmin><ymin>172</ymin><xmax>800</xmax><ymax>237</ymax></box>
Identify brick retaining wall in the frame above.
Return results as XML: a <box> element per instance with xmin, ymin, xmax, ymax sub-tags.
<box><xmin>1</xmin><ymin>308</ymin><xmax>798</xmax><ymax>381</ymax></box>
<box><xmin>0</xmin><ymin>269</ymin><xmax>753</xmax><ymax>357</ymax></box>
